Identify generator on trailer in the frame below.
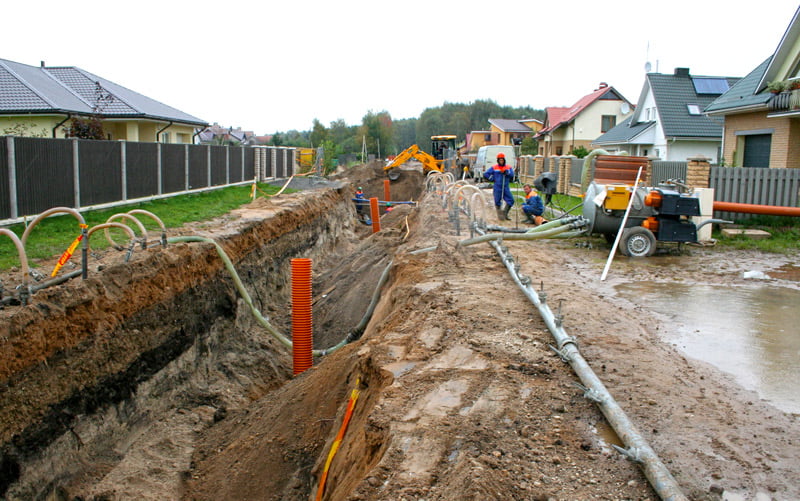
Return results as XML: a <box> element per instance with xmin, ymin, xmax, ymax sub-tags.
<box><xmin>582</xmin><ymin>181</ymin><xmax>704</xmax><ymax>257</ymax></box>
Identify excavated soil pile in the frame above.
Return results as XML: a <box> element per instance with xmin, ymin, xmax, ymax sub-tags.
<box><xmin>1</xmin><ymin>161</ymin><xmax>799</xmax><ymax>501</ymax></box>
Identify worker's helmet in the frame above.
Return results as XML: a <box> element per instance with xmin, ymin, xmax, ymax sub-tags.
<box><xmin>386</xmin><ymin>202</ymin><xmax>392</xmax><ymax>207</ymax></box>
<box><xmin>497</xmin><ymin>153</ymin><xmax>505</xmax><ymax>159</ymax></box>
<box><xmin>357</xmin><ymin>186</ymin><xmax>363</xmax><ymax>191</ymax></box>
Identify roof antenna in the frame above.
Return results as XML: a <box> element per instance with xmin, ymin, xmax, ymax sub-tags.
<box><xmin>644</xmin><ymin>42</ymin><xmax>652</xmax><ymax>73</ymax></box>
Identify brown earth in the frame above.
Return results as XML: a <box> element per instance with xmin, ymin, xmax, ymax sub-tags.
<box><xmin>1</xmin><ymin>162</ymin><xmax>799</xmax><ymax>500</ymax></box>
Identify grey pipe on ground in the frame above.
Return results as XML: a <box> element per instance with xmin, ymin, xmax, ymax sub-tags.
<box><xmin>482</xmin><ymin>231</ymin><xmax>687</xmax><ymax>501</ymax></box>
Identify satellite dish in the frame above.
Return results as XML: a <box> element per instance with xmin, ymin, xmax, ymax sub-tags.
<box><xmin>620</xmin><ymin>102</ymin><xmax>631</xmax><ymax>114</ymax></box>
<box><xmin>645</xmin><ymin>61</ymin><xmax>652</xmax><ymax>73</ymax></box>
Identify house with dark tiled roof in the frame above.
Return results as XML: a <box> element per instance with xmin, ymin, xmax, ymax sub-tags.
<box><xmin>488</xmin><ymin>118</ymin><xmax>542</xmax><ymax>146</ymax></box>
<box><xmin>197</xmin><ymin>122</ymin><xmax>257</xmax><ymax>145</ymax></box>
<box><xmin>705</xmin><ymin>6</ymin><xmax>800</xmax><ymax>168</ymax></box>
<box><xmin>0</xmin><ymin>58</ymin><xmax>207</xmax><ymax>143</ymax></box>
<box><xmin>463</xmin><ymin>130</ymin><xmax>494</xmax><ymax>153</ymax></box>
<box><xmin>593</xmin><ymin>68</ymin><xmax>739</xmax><ymax>162</ymax></box>
<box><xmin>462</xmin><ymin>118</ymin><xmax>544</xmax><ymax>153</ymax></box>
<box><xmin>535</xmin><ymin>83</ymin><xmax>633</xmax><ymax>156</ymax></box>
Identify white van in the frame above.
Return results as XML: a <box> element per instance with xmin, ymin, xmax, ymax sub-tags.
<box><xmin>471</xmin><ymin>145</ymin><xmax>517</xmax><ymax>180</ymax></box>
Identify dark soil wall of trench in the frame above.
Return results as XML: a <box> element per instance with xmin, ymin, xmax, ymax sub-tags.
<box><xmin>0</xmin><ymin>182</ymin><xmax>378</xmax><ymax>498</ymax></box>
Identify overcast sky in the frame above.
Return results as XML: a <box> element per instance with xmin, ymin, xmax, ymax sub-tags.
<box><xmin>5</xmin><ymin>1</ymin><xmax>799</xmax><ymax>134</ymax></box>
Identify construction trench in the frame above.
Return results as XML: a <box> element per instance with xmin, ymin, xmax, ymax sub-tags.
<box><xmin>1</xmin><ymin>162</ymin><xmax>799</xmax><ymax>500</ymax></box>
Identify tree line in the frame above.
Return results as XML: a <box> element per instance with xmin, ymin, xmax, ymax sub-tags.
<box><xmin>268</xmin><ymin>99</ymin><xmax>545</xmax><ymax>172</ymax></box>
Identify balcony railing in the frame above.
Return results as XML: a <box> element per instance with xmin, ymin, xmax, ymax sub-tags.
<box><xmin>768</xmin><ymin>89</ymin><xmax>800</xmax><ymax>113</ymax></box>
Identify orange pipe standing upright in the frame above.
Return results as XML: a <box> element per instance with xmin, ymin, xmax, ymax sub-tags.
<box><xmin>291</xmin><ymin>258</ymin><xmax>313</xmax><ymax>375</ymax></box>
<box><xmin>383</xmin><ymin>179</ymin><xmax>391</xmax><ymax>204</ymax></box>
<box><xmin>370</xmin><ymin>197</ymin><xmax>381</xmax><ymax>233</ymax></box>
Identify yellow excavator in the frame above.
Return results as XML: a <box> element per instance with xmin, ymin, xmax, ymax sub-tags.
<box><xmin>383</xmin><ymin>144</ymin><xmax>444</xmax><ymax>180</ymax></box>
<box><xmin>385</xmin><ymin>134</ymin><xmax>463</xmax><ymax>180</ymax></box>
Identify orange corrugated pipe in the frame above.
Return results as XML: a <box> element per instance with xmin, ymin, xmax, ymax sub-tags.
<box><xmin>383</xmin><ymin>179</ymin><xmax>391</xmax><ymax>204</ymax></box>
<box><xmin>713</xmin><ymin>201</ymin><xmax>800</xmax><ymax>217</ymax></box>
<box><xmin>291</xmin><ymin>258</ymin><xmax>313</xmax><ymax>375</ymax></box>
<box><xmin>370</xmin><ymin>197</ymin><xmax>381</xmax><ymax>233</ymax></box>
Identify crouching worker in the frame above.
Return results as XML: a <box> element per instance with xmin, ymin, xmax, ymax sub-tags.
<box><xmin>522</xmin><ymin>184</ymin><xmax>547</xmax><ymax>225</ymax></box>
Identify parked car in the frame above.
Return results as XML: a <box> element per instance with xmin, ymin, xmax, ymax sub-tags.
<box><xmin>471</xmin><ymin>145</ymin><xmax>517</xmax><ymax>180</ymax></box>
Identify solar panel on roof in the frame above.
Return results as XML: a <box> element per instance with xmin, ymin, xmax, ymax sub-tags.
<box><xmin>692</xmin><ymin>78</ymin><xmax>730</xmax><ymax>95</ymax></box>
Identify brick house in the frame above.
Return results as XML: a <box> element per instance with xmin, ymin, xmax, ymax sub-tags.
<box><xmin>705</xmin><ymin>6</ymin><xmax>800</xmax><ymax>169</ymax></box>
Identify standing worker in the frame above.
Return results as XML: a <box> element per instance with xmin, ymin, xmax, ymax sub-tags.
<box><xmin>354</xmin><ymin>187</ymin><xmax>370</xmax><ymax>224</ymax></box>
<box><xmin>521</xmin><ymin>184</ymin><xmax>547</xmax><ymax>225</ymax></box>
<box><xmin>483</xmin><ymin>152</ymin><xmax>515</xmax><ymax>220</ymax></box>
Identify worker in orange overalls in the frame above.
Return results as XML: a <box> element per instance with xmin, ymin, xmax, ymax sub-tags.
<box><xmin>483</xmin><ymin>153</ymin><xmax>515</xmax><ymax>220</ymax></box>
<box><xmin>521</xmin><ymin>184</ymin><xmax>546</xmax><ymax>225</ymax></box>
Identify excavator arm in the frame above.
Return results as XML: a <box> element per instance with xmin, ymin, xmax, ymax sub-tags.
<box><xmin>384</xmin><ymin>144</ymin><xmax>444</xmax><ymax>174</ymax></box>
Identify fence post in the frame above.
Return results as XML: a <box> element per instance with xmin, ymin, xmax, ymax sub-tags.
<box><xmin>121</xmin><ymin>140</ymin><xmax>128</xmax><ymax>201</ymax></box>
<box><xmin>72</xmin><ymin>138</ymin><xmax>81</xmax><ymax>209</ymax></box>
<box><xmin>225</xmin><ymin>145</ymin><xmax>230</xmax><ymax>185</ymax></box>
<box><xmin>686</xmin><ymin>156</ymin><xmax>711</xmax><ymax>189</ymax></box>
<box><xmin>184</xmin><ymin>144</ymin><xmax>189</xmax><ymax>190</ymax></box>
<box><xmin>156</xmin><ymin>142</ymin><xmax>163</xmax><ymax>195</ymax></box>
<box><xmin>7</xmin><ymin>136</ymin><xmax>18</xmax><ymax>219</ymax></box>
<box><xmin>206</xmin><ymin>145</ymin><xmax>211</xmax><ymax>188</ymax></box>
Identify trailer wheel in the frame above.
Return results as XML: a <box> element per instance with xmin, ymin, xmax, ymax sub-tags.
<box><xmin>620</xmin><ymin>227</ymin><xmax>656</xmax><ymax>257</ymax></box>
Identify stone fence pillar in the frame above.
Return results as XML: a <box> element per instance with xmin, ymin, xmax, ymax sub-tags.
<box><xmin>686</xmin><ymin>156</ymin><xmax>711</xmax><ymax>189</ymax></box>
<box><xmin>534</xmin><ymin>155</ymin><xmax>545</xmax><ymax>178</ymax></box>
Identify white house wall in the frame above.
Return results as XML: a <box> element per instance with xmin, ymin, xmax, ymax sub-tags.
<box><xmin>664</xmin><ymin>140</ymin><xmax>719</xmax><ymax>162</ymax></box>
<box><xmin>574</xmin><ymin>99</ymin><xmax>632</xmax><ymax>141</ymax></box>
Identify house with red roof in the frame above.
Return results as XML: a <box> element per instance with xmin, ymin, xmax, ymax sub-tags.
<box><xmin>535</xmin><ymin>83</ymin><xmax>633</xmax><ymax>156</ymax></box>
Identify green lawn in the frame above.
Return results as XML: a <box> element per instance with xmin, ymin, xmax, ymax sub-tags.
<box><xmin>712</xmin><ymin>215</ymin><xmax>800</xmax><ymax>253</ymax></box>
<box><xmin>0</xmin><ymin>183</ymin><xmax>288</xmax><ymax>270</ymax></box>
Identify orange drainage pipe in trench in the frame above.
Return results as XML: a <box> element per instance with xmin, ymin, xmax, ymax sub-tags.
<box><xmin>370</xmin><ymin>197</ymin><xmax>381</xmax><ymax>233</ymax></box>
<box><xmin>291</xmin><ymin>258</ymin><xmax>313</xmax><ymax>375</ymax></box>
<box><xmin>383</xmin><ymin>179</ymin><xmax>391</xmax><ymax>203</ymax></box>
<box><xmin>713</xmin><ymin>201</ymin><xmax>800</xmax><ymax>217</ymax></box>
<box><xmin>315</xmin><ymin>377</ymin><xmax>361</xmax><ymax>501</ymax></box>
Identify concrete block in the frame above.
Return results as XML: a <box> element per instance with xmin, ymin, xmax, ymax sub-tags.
<box><xmin>721</xmin><ymin>228</ymin><xmax>772</xmax><ymax>239</ymax></box>
<box><xmin>692</xmin><ymin>188</ymin><xmax>715</xmax><ymax>241</ymax></box>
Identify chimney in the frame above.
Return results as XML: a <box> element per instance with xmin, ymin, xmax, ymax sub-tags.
<box><xmin>598</xmin><ymin>82</ymin><xmax>608</xmax><ymax>89</ymax></box>
<box><xmin>40</xmin><ymin>61</ymin><xmax>45</xmax><ymax>68</ymax></box>
<box><xmin>674</xmin><ymin>67</ymin><xmax>690</xmax><ymax>77</ymax></box>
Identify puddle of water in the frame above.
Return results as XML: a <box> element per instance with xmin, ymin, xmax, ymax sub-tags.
<box><xmin>616</xmin><ymin>282</ymin><xmax>800</xmax><ymax>414</ymax></box>
<box><xmin>593</xmin><ymin>421</ymin><xmax>624</xmax><ymax>451</ymax></box>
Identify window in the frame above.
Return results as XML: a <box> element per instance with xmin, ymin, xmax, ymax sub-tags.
<box><xmin>687</xmin><ymin>104</ymin><xmax>702</xmax><ymax>115</ymax></box>
<box><xmin>556</xmin><ymin>146</ymin><xmax>563</xmax><ymax>155</ymax></box>
<box><xmin>601</xmin><ymin>115</ymin><xmax>616</xmax><ymax>132</ymax></box>
<box><xmin>743</xmin><ymin>134</ymin><xmax>771</xmax><ymax>168</ymax></box>
<box><xmin>645</xmin><ymin>109</ymin><xmax>650</xmax><ymax>120</ymax></box>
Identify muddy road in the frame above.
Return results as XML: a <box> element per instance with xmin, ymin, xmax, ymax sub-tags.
<box><xmin>1</xmin><ymin>163</ymin><xmax>798</xmax><ymax>500</ymax></box>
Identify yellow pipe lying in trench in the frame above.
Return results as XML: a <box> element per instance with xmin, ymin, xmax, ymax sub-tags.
<box><xmin>167</xmin><ymin>235</ymin><xmax>391</xmax><ymax>358</ymax></box>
